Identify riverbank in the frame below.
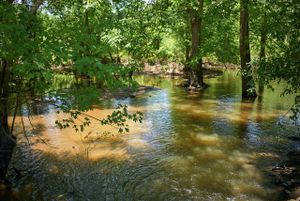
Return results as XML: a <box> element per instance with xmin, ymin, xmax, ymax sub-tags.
<box><xmin>137</xmin><ymin>62</ymin><xmax>225</xmax><ymax>78</ymax></box>
<box><xmin>52</xmin><ymin>61</ymin><xmax>228</xmax><ymax>79</ymax></box>
<box><xmin>101</xmin><ymin>85</ymin><xmax>160</xmax><ymax>99</ymax></box>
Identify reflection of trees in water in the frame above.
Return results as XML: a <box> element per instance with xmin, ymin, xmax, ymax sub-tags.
<box><xmin>0</xmin><ymin>130</ymin><xmax>16</xmax><ymax>184</ymax></box>
<box><xmin>256</xmin><ymin>90</ymin><xmax>264</xmax><ymax>123</ymax></box>
<box><xmin>27</xmin><ymin>100</ymin><xmax>50</xmax><ymax>116</ymax></box>
<box><xmin>1</xmin><ymin>91</ymin><xmax>52</xmax><ymax>184</ymax></box>
<box><xmin>134</xmin><ymin>75</ymin><xmax>164</xmax><ymax>87</ymax></box>
<box><xmin>1</xmin><ymin>74</ymin><xmax>101</xmax><ymax>186</ymax></box>
<box><xmin>238</xmin><ymin>98</ymin><xmax>255</xmax><ymax>139</ymax></box>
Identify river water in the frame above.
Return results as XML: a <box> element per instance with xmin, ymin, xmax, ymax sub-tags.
<box><xmin>1</xmin><ymin>71</ymin><xmax>299</xmax><ymax>201</ymax></box>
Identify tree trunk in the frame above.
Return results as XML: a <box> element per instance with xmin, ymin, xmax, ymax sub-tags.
<box><xmin>183</xmin><ymin>16</ymin><xmax>191</xmax><ymax>83</ymax></box>
<box><xmin>0</xmin><ymin>60</ymin><xmax>10</xmax><ymax>130</ymax></box>
<box><xmin>0</xmin><ymin>60</ymin><xmax>16</xmax><ymax>184</ymax></box>
<box><xmin>0</xmin><ymin>0</ymin><xmax>43</xmax><ymax>184</ymax></box>
<box><xmin>0</xmin><ymin>0</ymin><xmax>15</xmax><ymax>185</ymax></box>
<box><xmin>240</xmin><ymin>0</ymin><xmax>256</xmax><ymax>98</ymax></box>
<box><xmin>186</xmin><ymin>0</ymin><xmax>205</xmax><ymax>88</ymax></box>
<box><xmin>258</xmin><ymin>14</ymin><xmax>267</xmax><ymax>95</ymax></box>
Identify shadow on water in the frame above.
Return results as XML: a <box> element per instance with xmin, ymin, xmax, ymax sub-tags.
<box><xmin>1</xmin><ymin>71</ymin><xmax>299</xmax><ymax>201</ymax></box>
<box><xmin>0</xmin><ymin>134</ymin><xmax>16</xmax><ymax>185</ymax></box>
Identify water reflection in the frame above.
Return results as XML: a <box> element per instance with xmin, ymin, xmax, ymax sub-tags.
<box><xmin>256</xmin><ymin>93</ymin><xmax>264</xmax><ymax>123</ymax></box>
<box><xmin>238</xmin><ymin>98</ymin><xmax>255</xmax><ymax>139</ymax></box>
<box><xmin>4</xmin><ymin>71</ymin><xmax>298</xmax><ymax>201</ymax></box>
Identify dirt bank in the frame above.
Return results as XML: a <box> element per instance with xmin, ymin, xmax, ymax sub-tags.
<box><xmin>138</xmin><ymin>62</ymin><xmax>224</xmax><ymax>78</ymax></box>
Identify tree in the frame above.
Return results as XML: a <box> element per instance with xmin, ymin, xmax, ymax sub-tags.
<box><xmin>0</xmin><ymin>0</ymin><xmax>143</xmax><ymax>185</ymax></box>
<box><xmin>258</xmin><ymin>4</ymin><xmax>267</xmax><ymax>94</ymax></box>
<box><xmin>168</xmin><ymin>0</ymin><xmax>240</xmax><ymax>88</ymax></box>
<box><xmin>1</xmin><ymin>0</ymin><xmax>45</xmax><ymax>183</ymax></box>
<box><xmin>253</xmin><ymin>0</ymin><xmax>300</xmax><ymax>119</ymax></box>
<box><xmin>186</xmin><ymin>0</ymin><xmax>205</xmax><ymax>88</ymax></box>
<box><xmin>240</xmin><ymin>0</ymin><xmax>257</xmax><ymax>98</ymax></box>
<box><xmin>202</xmin><ymin>0</ymin><xmax>239</xmax><ymax>65</ymax></box>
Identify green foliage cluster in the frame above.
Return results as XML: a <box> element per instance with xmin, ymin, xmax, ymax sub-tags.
<box><xmin>1</xmin><ymin>0</ymin><xmax>299</xmax><ymax>131</ymax></box>
<box><xmin>100</xmin><ymin>104</ymin><xmax>143</xmax><ymax>133</ymax></box>
<box><xmin>0</xmin><ymin>0</ymin><xmax>145</xmax><ymax>135</ymax></box>
<box><xmin>0</xmin><ymin>2</ymin><xmax>52</xmax><ymax>93</ymax></box>
<box><xmin>250</xmin><ymin>0</ymin><xmax>300</xmax><ymax>95</ymax></box>
<box><xmin>55</xmin><ymin>104</ymin><xmax>143</xmax><ymax>133</ymax></box>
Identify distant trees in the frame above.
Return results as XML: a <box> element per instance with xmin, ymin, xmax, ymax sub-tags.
<box><xmin>167</xmin><ymin>0</ymin><xmax>239</xmax><ymax>89</ymax></box>
<box><xmin>253</xmin><ymin>0</ymin><xmax>300</xmax><ymax>95</ymax></box>
<box><xmin>252</xmin><ymin>0</ymin><xmax>300</xmax><ymax>118</ymax></box>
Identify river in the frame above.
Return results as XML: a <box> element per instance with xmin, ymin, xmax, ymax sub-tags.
<box><xmin>1</xmin><ymin>70</ymin><xmax>299</xmax><ymax>201</ymax></box>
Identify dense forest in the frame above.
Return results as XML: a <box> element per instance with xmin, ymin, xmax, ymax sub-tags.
<box><xmin>0</xmin><ymin>0</ymin><xmax>300</xmax><ymax>200</ymax></box>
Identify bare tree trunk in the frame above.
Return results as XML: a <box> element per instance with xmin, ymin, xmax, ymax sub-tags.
<box><xmin>240</xmin><ymin>0</ymin><xmax>256</xmax><ymax>98</ymax></box>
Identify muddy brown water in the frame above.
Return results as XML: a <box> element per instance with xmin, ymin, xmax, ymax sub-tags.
<box><xmin>1</xmin><ymin>71</ymin><xmax>299</xmax><ymax>201</ymax></box>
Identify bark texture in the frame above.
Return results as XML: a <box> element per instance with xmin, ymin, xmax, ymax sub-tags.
<box><xmin>258</xmin><ymin>14</ymin><xmax>267</xmax><ymax>95</ymax></box>
<box><xmin>0</xmin><ymin>60</ymin><xmax>16</xmax><ymax>184</ymax></box>
<box><xmin>185</xmin><ymin>0</ymin><xmax>205</xmax><ymax>88</ymax></box>
<box><xmin>240</xmin><ymin>0</ymin><xmax>256</xmax><ymax>98</ymax></box>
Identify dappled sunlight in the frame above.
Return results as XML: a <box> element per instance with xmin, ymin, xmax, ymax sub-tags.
<box><xmin>9</xmin><ymin>105</ymin><xmax>149</xmax><ymax>162</ymax></box>
<box><xmin>162</xmin><ymin>143</ymin><xmax>273</xmax><ymax>200</ymax></box>
<box><xmin>229</xmin><ymin>179</ymin><xmax>273</xmax><ymax>200</ymax></box>
<box><xmin>126</xmin><ymin>139</ymin><xmax>152</xmax><ymax>150</ymax></box>
<box><xmin>171</xmin><ymin>96</ymin><xmax>289</xmax><ymax>126</ymax></box>
<box><xmin>164</xmin><ymin>155</ymin><xmax>194</xmax><ymax>174</ymax></box>
<box><xmin>172</xmin><ymin>102</ymin><xmax>216</xmax><ymax>120</ymax></box>
<box><xmin>87</xmin><ymin>146</ymin><xmax>130</xmax><ymax>161</ymax></box>
<box><xmin>191</xmin><ymin>133</ymin><xmax>222</xmax><ymax>146</ymax></box>
<box><xmin>7</xmin><ymin>72</ymin><xmax>297</xmax><ymax>200</ymax></box>
<box><xmin>228</xmin><ymin>150</ymin><xmax>252</xmax><ymax>165</ymax></box>
<box><xmin>193</xmin><ymin>147</ymin><xmax>227</xmax><ymax>160</ymax></box>
<box><xmin>253</xmin><ymin>152</ymin><xmax>280</xmax><ymax>160</ymax></box>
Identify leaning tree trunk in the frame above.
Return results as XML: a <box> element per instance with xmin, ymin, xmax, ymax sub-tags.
<box><xmin>186</xmin><ymin>0</ymin><xmax>205</xmax><ymax>88</ymax></box>
<box><xmin>240</xmin><ymin>0</ymin><xmax>256</xmax><ymax>98</ymax></box>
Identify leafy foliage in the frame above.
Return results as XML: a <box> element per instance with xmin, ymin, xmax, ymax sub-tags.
<box><xmin>1</xmin><ymin>0</ymin><xmax>299</xmax><ymax>133</ymax></box>
<box><xmin>100</xmin><ymin>104</ymin><xmax>143</xmax><ymax>133</ymax></box>
<box><xmin>55</xmin><ymin>104</ymin><xmax>143</xmax><ymax>133</ymax></box>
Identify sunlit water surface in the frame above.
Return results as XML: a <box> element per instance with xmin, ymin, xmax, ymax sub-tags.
<box><xmin>2</xmin><ymin>71</ymin><xmax>300</xmax><ymax>201</ymax></box>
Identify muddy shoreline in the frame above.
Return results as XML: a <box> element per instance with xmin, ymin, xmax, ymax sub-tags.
<box><xmin>138</xmin><ymin>62</ymin><xmax>225</xmax><ymax>78</ymax></box>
